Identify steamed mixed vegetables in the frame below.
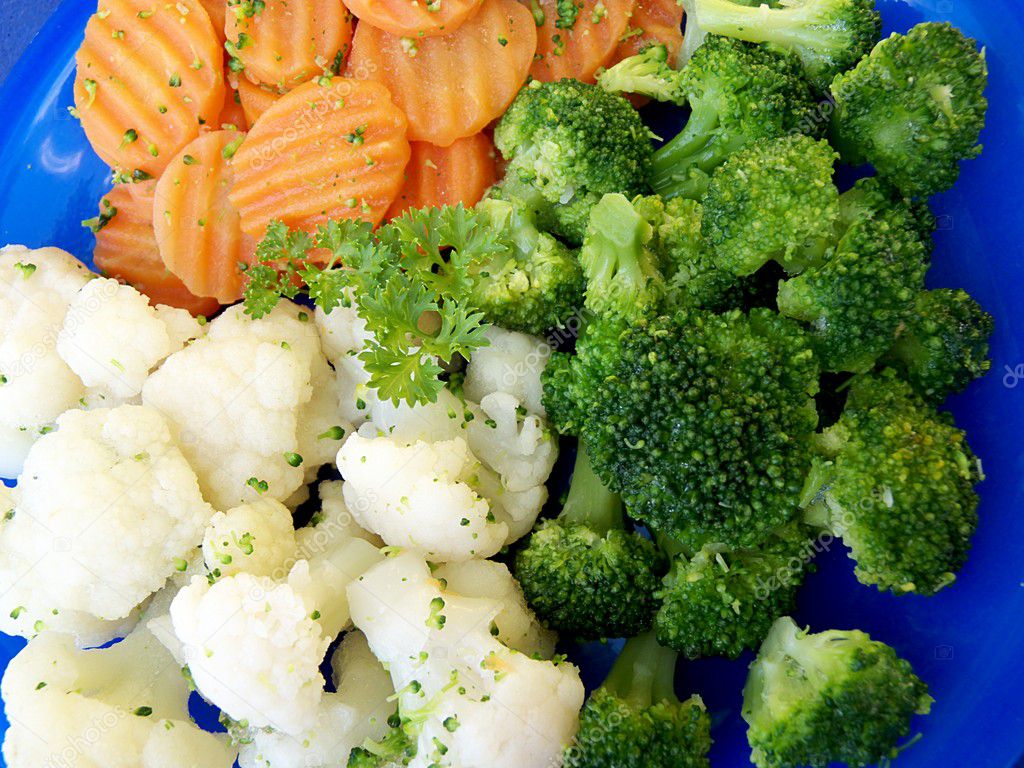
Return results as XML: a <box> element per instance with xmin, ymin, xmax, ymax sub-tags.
<box><xmin>0</xmin><ymin>0</ymin><xmax>993</xmax><ymax>766</ymax></box>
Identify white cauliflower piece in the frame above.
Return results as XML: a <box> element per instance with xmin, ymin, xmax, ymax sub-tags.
<box><xmin>238</xmin><ymin>631</ymin><xmax>394</xmax><ymax>768</ymax></box>
<box><xmin>57</xmin><ymin>278</ymin><xmax>204</xmax><ymax>401</ymax></box>
<box><xmin>434</xmin><ymin>560</ymin><xmax>556</xmax><ymax>659</ymax></box>
<box><xmin>314</xmin><ymin>303</ymin><xmax>378</xmax><ymax>426</ymax></box>
<box><xmin>305</xmin><ymin>480</ymin><xmax>384</xmax><ymax>549</ymax></box>
<box><xmin>463</xmin><ymin>327</ymin><xmax>551</xmax><ymax>417</ymax></box>
<box><xmin>170</xmin><ymin>540</ymin><xmax>383</xmax><ymax>734</ymax></box>
<box><xmin>0</xmin><ymin>245</ymin><xmax>92</xmax><ymax>476</ymax></box>
<box><xmin>1</xmin><ymin>628</ymin><xmax>236</xmax><ymax>768</ymax></box>
<box><xmin>202</xmin><ymin>499</ymin><xmax>298</xmax><ymax>579</ymax></box>
<box><xmin>465</xmin><ymin>392</ymin><xmax>557</xmax><ymax>493</ymax></box>
<box><xmin>337</xmin><ymin>433</ymin><xmax>508</xmax><ymax>562</ymax></box>
<box><xmin>142</xmin><ymin>302</ymin><xmax>350</xmax><ymax>510</ymax></box>
<box><xmin>348</xmin><ymin>552</ymin><xmax>585</xmax><ymax>768</ymax></box>
<box><xmin>0</xmin><ymin>405</ymin><xmax>214</xmax><ymax>632</ymax></box>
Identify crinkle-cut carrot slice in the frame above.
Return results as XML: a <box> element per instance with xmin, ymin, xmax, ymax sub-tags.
<box><xmin>612</xmin><ymin>0</ymin><xmax>684</xmax><ymax>61</ymax></box>
<box><xmin>387</xmin><ymin>134</ymin><xmax>498</xmax><ymax>219</ymax></box>
<box><xmin>527</xmin><ymin>0</ymin><xmax>635</xmax><ymax>83</ymax></box>
<box><xmin>346</xmin><ymin>0</ymin><xmax>536</xmax><ymax>146</ymax></box>
<box><xmin>235</xmin><ymin>74</ymin><xmax>285</xmax><ymax>126</ymax></box>
<box><xmin>230</xmin><ymin>77</ymin><xmax>411</xmax><ymax>238</ymax></box>
<box><xmin>225</xmin><ymin>0</ymin><xmax>354</xmax><ymax>90</ymax></box>
<box><xmin>345</xmin><ymin>0</ymin><xmax>485</xmax><ymax>38</ymax></box>
<box><xmin>199</xmin><ymin>0</ymin><xmax>228</xmax><ymax>41</ymax></box>
<box><xmin>73</xmin><ymin>0</ymin><xmax>225</xmax><ymax>178</ymax></box>
<box><xmin>93</xmin><ymin>184</ymin><xmax>221</xmax><ymax>316</ymax></box>
<box><xmin>154</xmin><ymin>130</ymin><xmax>256</xmax><ymax>304</ymax></box>
<box><xmin>218</xmin><ymin>68</ymin><xmax>249</xmax><ymax>130</ymax></box>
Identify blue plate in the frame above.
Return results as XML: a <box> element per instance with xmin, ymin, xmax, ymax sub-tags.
<box><xmin>1</xmin><ymin>1</ymin><xmax>1023</xmax><ymax>766</ymax></box>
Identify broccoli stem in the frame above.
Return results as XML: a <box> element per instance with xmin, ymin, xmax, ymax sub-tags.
<box><xmin>559</xmin><ymin>446</ymin><xmax>624</xmax><ymax>536</ymax></box>
<box><xmin>601</xmin><ymin>631</ymin><xmax>680</xmax><ymax>708</ymax></box>
<box><xmin>650</xmin><ymin>103</ymin><xmax>722</xmax><ymax>198</ymax></box>
<box><xmin>696</xmin><ymin>0</ymin><xmax>813</xmax><ymax>48</ymax></box>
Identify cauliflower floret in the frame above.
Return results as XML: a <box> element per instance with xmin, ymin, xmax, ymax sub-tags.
<box><xmin>0</xmin><ymin>405</ymin><xmax>214</xmax><ymax>633</ymax></box>
<box><xmin>314</xmin><ymin>303</ymin><xmax>378</xmax><ymax>426</ymax></box>
<box><xmin>433</xmin><ymin>560</ymin><xmax>556</xmax><ymax>659</ymax></box>
<box><xmin>348</xmin><ymin>552</ymin><xmax>585</xmax><ymax>768</ymax></box>
<box><xmin>1</xmin><ymin>628</ymin><xmax>236</xmax><ymax>768</ymax></box>
<box><xmin>306</xmin><ymin>480</ymin><xmax>384</xmax><ymax>549</ymax></box>
<box><xmin>57</xmin><ymin>278</ymin><xmax>205</xmax><ymax>401</ymax></box>
<box><xmin>337</xmin><ymin>434</ymin><xmax>508</xmax><ymax>562</ymax></box>
<box><xmin>238</xmin><ymin>631</ymin><xmax>394</xmax><ymax>768</ymax></box>
<box><xmin>465</xmin><ymin>392</ymin><xmax>557</xmax><ymax>493</ymax></box>
<box><xmin>202</xmin><ymin>498</ymin><xmax>298</xmax><ymax>579</ymax></box>
<box><xmin>0</xmin><ymin>246</ymin><xmax>92</xmax><ymax>476</ymax></box>
<box><xmin>142</xmin><ymin>302</ymin><xmax>350</xmax><ymax>510</ymax></box>
<box><xmin>170</xmin><ymin>540</ymin><xmax>383</xmax><ymax>734</ymax></box>
<box><xmin>463</xmin><ymin>327</ymin><xmax>551</xmax><ymax>417</ymax></box>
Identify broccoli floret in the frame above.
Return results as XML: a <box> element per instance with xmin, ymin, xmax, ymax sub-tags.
<box><xmin>571</xmin><ymin>308</ymin><xmax>818</xmax><ymax>550</ymax></box>
<box><xmin>638</xmin><ymin>195</ymin><xmax>777</xmax><ymax>312</ymax></box>
<box><xmin>694</xmin><ymin>0</ymin><xmax>882</xmax><ymax>90</ymax></box>
<box><xmin>347</xmin><ymin>719</ymin><xmax>415</xmax><ymax>767</ymax></box>
<box><xmin>579</xmin><ymin>193</ymin><xmax>667</xmax><ymax>323</ymax></box>
<box><xmin>777</xmin><ymin>203</ymin><xmax>929</xmax><ymax>373</ymax></box>
<box><xmin>801</xmin><ymin>372</ymin><xmax>982</xmax><ymax>595</ymax></box>
<box><xmin>514</xmin><ymin>447</ymin><xmax>665</xmax><ymax>640</ymax></box>
<box><xmin>493</xmin><ymin>79</ymin><xmax>653</xmax><ymax>245</ymax></box>
<box><xmin>565</xmin><ymin>632</ymin><xmax>711</xmax><ymax>768</ymax></box>
<box><xmin>830</xmin><ymin>22</ymin><xmax>988</xmax><ymax>198</ymax></box>
<box><xmin>634</xmin><ymin>36</ymin><xmax>819</xmax><ymax>201</ymax></box>
<box><xmin>743</xmin><ymin>616</ymin><xmax>932</xmax><ymax>768</ymax></box>
<box><xmin>471</xmin><ymin>196</ymin><xmax>584</xmax><ymax>334</ymax></box>
<box><xmin>656</xmin><ymin>523</ymin><xmax>816</xmax><ymax>660</ymax></box>
<box><xmin>599</xmin><ymin>44</ymin><xmax>683</xmax><ymax>103</ymax></box>
<box><xmin>702</xmin><ymin>135</ymin><xmax>840</xmax><ymax>276</ymax></box>
<box><xmin>883</xmin><ymin>288</ymin><xmax>994</xmax><ymax>402</ymax></box>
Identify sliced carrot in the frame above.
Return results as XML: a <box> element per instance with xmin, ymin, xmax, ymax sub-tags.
<box><xmin>73</xmin><ymin>0</ymin><xmax>225</xmax><ymax>178</ymax></box>
<box><xmin>230</xmin><ymin>77</ymin><xmax>411</xmax><ymax>238</ymax></box>
<box><xmin>387</xmin><ymin>134</ymin><xmax>498</xmax><ymax>218</ymax></box>
<box><xmin>345</xmin><ymin>0</ymin><xmax>485</xmax><ymax>38</ymax></box>
<box><xmin>346</xmin><ymin>0</ymin><xmax>536</xmax><ymax>146</ymax></box>
<box><xmin>527</xmin><ymin>0</ymin><xmax>635</xmax><ymax>84</ymax></box>
<box><xmin>93</xmin><ymin>184</ymin><xmax>221</xmax><ymax>316</ymax></box>
<box><xmin>154</xmin><ymin>130</ymin><xmax>255</xmax><ymax>304</ymax></box>
<box><xmin>236</xmin><ymin>74</ymin><xmax>285</xmax><ymax>126</ymax></box>
<box><xmin>612</xmin><ymin>0</ymin><xmax>684</xmax><ymax>61</ymax></box>
<box><xmin>199</xmin><ymin>0</ymin><xmax>228</xmax><ymax>41</ymax></box>
<box><xmin>218</xmin><ymin>68</ymin><xmax>249</xmax><ymax>130</ymax></box>
<box><xmin>225</xmin><ymin>0</ymin><xmax>354</xmax><ymax>90</ymax></box>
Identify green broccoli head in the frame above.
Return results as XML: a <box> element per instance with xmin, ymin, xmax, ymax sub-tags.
<box><xmin>579</xmin><ymin>193</ymin><xmax>667</xmax><ymax>323</ymax></box>
<box><xmin>648</xmin><ymin>35</ymin><xmax>820</xmax><ymax>201</ymax></box>
<box><xmin>695</xmin><ymin>0</ymin><xmax>882</xmax><ymax>90</ymax></box>
<box><xmin>598</xmin><ymin>44</ymin><xmax>683</xmax><ymax>103</ymax></box>
<box><xmin>471</xmin><ymin>196</ymin><xmax>584</xmax><ymax>334</ymax></box>
<box><xmin>513</xmin><ymin>448</ymin><xmax>665</xmax><ymax>640</ymax></box>
<box><xmin>494</xmin><ymin>79</ymin><xmax>653</xmax><ymax>244</ymax></box>
<box><xmin>541</xmin><ymin>349</ymin><xmax>583</xmax><ymax>435</ymax></box>
<box><xmin>565</xmin><ymin>632</ymin><xmax>711</xmax><ymax>768</ymax></box>
<box><xmin>743</xmin><ymin>617</ymin><xmax>932</xmax><ymax>768</ymax></box>
<box><xmin>656</xmin><ymin>523</ymin><xmax>816</xmax><ymax>660</ymax></box>
<box><xmin>830</xmin><ymin>22</ymin><xmax>988</xmax><ymax>198</ymax></box>
<box><xmin>777</xmin><ymin>203</ymin><xmax>929</xmax><ymax>373</ymax></box>
<box><xmin>702</xmin><ymin>135</ymin><xmax>840</xmax><ymax>277</ymax></box>
<box><xmin>884</xmin><ymin>288</ymin><xmax>994</xmax><ymax>402</ymax></box>
<box><xmin>802</xmin><ymin>372</ymin><xmax>982</xmax><ymax>595</ymax></box>
<box><xmin>573</xmin><ymin>308</ymin><xmax>819</xmax><ymax>550</ymax></box>
<box><xmin>637</xmin><ymin>195</ymin><xmax>777</xmax><ymax>312</ymax></box>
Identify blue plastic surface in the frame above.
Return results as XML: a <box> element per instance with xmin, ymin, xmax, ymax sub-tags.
<box><xmin>0</xmin><ymin>1</ymin><xmax>1023</xmax><ymax>766</ymax></box>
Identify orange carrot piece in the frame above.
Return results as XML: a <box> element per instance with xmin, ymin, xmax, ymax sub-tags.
<box><xmin>612</xmin><ymin>0</ymin><xmax>684</xmax><ymax>61</ymax></box>
<box><xmin>218</xmin><ymin>68</ymin><xmax>249</xmax><ymax>130</ymax></box>
<box><xmin>345</xmin><ymin>0</ymin><xmax>485</xmax><ymax>38</ymax></box>
<box><xmin>224</xmin><ymin>0</ymin><xmax>354</xmax><ymax>90</ymax></box>
<box><xmin>73</xmin><ymin>0</ymin><xmax>225</xmax><ymax>178</ymax></box>
<box><xmin>199</xmin><ymin>0</ymin><xmax>228</xmax><ymax>41</ymax></box>
<box><xmin>235</xmin><ymin>75</ymin><xmax>285</xmax><ymax>126</ymax></box>
<box><xmin>153</xmin><ymin>131</ymin><xmax>255</xmax><ymax>304</ymax></box>
<box><xmin>93</xmin><ymin>184</ymin><xmax>221</xmax><ymax>316</ymax></box>
<box><xmin>387</xmin><ymin>134</ymin><xmax>498</xmax><ymax>219</ymax></box>
<box><xmin>527</xmin><ymin>0</ymin><xmax>635</xmax><ymax>83</ymax></box>
<box><xmin>346</xmin><ymin>0</ymin><xmax>536</xmax><ymax>146</ymax></box>
<box><xmin>230</xmin><ymin>77</ymin><xmax>411</xmax><ymax>238</ymax></box>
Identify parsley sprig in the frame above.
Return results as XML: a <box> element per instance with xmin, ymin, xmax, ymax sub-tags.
<box><xmin>243</xmin><ymin>206</ymin><xmax>506</xmax><ymax>406</ymax></box>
